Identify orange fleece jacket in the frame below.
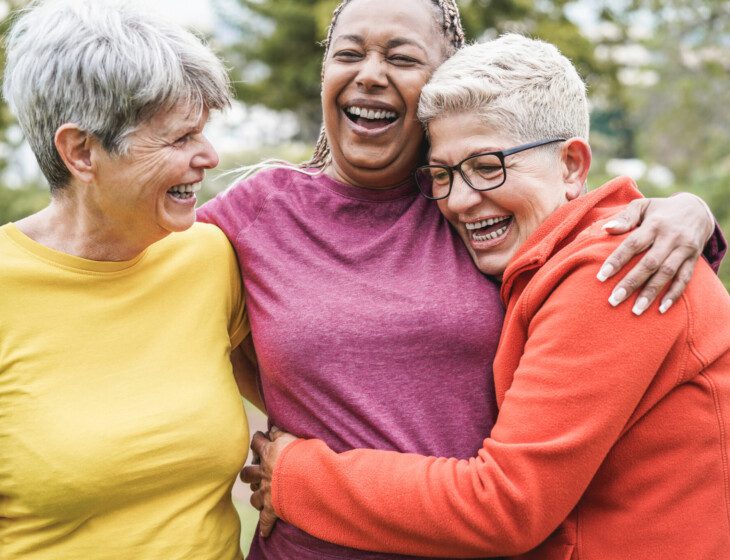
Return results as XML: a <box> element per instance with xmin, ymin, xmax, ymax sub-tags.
<box><xmin>271</xmin><ymin>177</ymin><xmax>730</xmax><ymax>559</ymax></box>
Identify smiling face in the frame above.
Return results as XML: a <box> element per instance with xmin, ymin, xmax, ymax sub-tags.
<box><xmin>91</xmin><ymin>103</ymin><xmax>218</xmax><ymax>245</ymax></box>
<box><xmin>322</xmin><ymin>0</ymin><xmax>447</xmax><ymax>188</ymax></box>
<box><xmin>430</xmin><ymin>112</ymin><xmax>584</xmax><ymax>278</ymax></box>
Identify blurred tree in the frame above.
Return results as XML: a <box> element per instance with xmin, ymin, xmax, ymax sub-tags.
<box><xmin>613</xmin><ymin>0</ymin><xmax>730</xmax><ymax>285</ymax></box>
<box><xmin>0</xmin><ymin>0</ymin><xmax>50</xmax><ymax>224</ymax></box>
<box><xmin>220</xmin><ymin>0</ymin><xmax>338</xmax><ymax>140</ymax></box>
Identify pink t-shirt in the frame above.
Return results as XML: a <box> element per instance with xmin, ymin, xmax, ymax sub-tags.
<box><xmin>198</xmin><ymin>168</ymin><xmax>503</xmax><ymax>560</ymax></box>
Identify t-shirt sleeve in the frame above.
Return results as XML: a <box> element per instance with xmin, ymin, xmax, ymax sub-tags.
<box><xmin>226</xmin><ymin>242</ymin><xmax>249</xmax><ymax>349</ymax></box>
<box><xmin>704</xmin><ymin>222</ymin><xmax>727</xmax><ymax>274</ymax></box>
<box><xmin>197</xmin><ymin>171</ymin><xmax>275</xmax><ymax>244</ymax></box>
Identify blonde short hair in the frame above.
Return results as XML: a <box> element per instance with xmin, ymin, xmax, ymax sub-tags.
<box><xmin>418</xmin><ymin>34</ymin><xmax>589</xmax><ymax>144</ymax></box>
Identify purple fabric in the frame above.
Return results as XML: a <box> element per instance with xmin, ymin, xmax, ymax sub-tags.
<box><xmin>198</xmin><ymin>168</ymin><xmax>503</xmax><ymax>560</ymax></box>
<box><xmin>705</xmin><ymin>222</ymin><xmax>727</xmax><ymax>274</ymax></box>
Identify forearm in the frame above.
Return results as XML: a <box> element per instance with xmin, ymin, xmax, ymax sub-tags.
<box><xmin>273</xmin><ymin>435</ymin><xmax>603</xmax><ymax>557</ymax></box>
<box><xmin>231</xmin><ymin>338</ymin><xmax>265</xmax><ymax>412</ymax></box>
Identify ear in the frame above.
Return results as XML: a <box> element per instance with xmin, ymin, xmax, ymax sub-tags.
<box><xmin>559</xmin><ymin>138</ymin><xmax>592</xmax><ymax>201</ymax></box>
<box><xmin>54</xmin><ymin>124</ymin><xmax>96</xmax><ymax>184</ymax></box>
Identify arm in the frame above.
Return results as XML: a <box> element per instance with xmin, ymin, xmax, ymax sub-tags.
<box><xmin>231</xmin><ymin>333</ymin><xmax>265</xmax><ymax>412</ymax></box>
<box><xmin>253</xmin><ymin>259</ymin><xmax>687</xmax><ymax>557</ymax></box>
<box><xmin>599</xmin><ymin>192</ymin><xmax>723</xmax><ymax>314</ymax></box>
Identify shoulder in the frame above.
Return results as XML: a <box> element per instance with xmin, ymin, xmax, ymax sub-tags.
<box><xmin>197</xmin><ymin>166</ymin><xmax>314</xmax><ymax>236</ymax></box>
<box><xmin>153</xmin><ymin>223</ymin><xmax>235</xmax><ymax>264</ymax></box>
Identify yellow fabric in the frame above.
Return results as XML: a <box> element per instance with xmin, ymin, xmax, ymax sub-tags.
<box><xmin>0</xmin><ymin>222</ymin><xmax>249</xmax><ymax>560</ymax></box>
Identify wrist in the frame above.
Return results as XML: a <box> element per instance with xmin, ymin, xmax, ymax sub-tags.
<box><xmin>673</xmin><ymin>192</ymin><xmax>715</xmax><ymax>241</ymax></box>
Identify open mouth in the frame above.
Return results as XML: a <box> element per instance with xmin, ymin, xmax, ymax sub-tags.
<box><xmin>344</xmin><ymin>105</ymin><xmax>399</xmax><ymax>130</ymax></box>
<box><xmin>167</xmin><ymin>183</ymin><xmax>201</xmax><ymax>200</ymax></box>
<box><xmin>465</xmin><ymin>216</ymin><xmax>512</xmax><ymax>242</ymax></box>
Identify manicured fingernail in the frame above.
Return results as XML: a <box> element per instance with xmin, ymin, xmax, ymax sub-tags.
<box><xmin>597</xmin><ymin>264</ymin><xmax>614</xmax><ymax>282</ymax></box>
<box><xmin>609</xmin><ymin>287</ymin><xmax>627</xmax><ymax>307</ymax></box>
<box><xmin>602</xmin><ymin>220</ymin><xmax>620</xmax><ymax>230</ymax></box>
<box><xmin>659</xmin><ymin>299</ymin><xmax>673</xmax><ymax>314</ymax></box>
<box><xmin>632</xmin><ymin>297</ymin><xmax>649</xmax><ymax>316</ymax></box>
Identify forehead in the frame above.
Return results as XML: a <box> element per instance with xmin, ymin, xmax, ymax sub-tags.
<box><xmin>333</xmin><ymin>0</ymin><xmax>441</xmax><ymax>48</ymax></box>
<box><xmin>428</xmin><ymin>113</ymin><xmax>515</xmax><ymax>160</ymax></box>
<box><xmin>137</xmin><ymin>103</ymin><xmax>208</xmax><ymax>136</ymax></box>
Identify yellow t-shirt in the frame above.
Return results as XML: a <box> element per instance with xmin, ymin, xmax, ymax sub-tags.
<box><xmin>0</xmin><ymin>222</ymin><xmax>249</xmax><ymax>560</ymax></box>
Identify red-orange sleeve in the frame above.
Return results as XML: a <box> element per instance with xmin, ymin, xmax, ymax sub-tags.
<box><xmin>271</xmin><ymin>245</ymin><xmax>690</xmax><ymax>557</ymax></box>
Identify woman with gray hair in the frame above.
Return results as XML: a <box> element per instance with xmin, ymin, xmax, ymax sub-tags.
<box><xmin>245</xmin><ymin>34</ymin><xmax>730</xmax><ymax>559</ymax></box>
<box><xmin>0</xmin><ymin>1</ymin><xmax>251</xmax><ymax>558</ymax></box>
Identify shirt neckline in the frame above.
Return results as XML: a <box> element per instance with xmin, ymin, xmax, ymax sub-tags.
<box><xmin>315</xmin><ymin>170</ymin><xmax>419</xmax><ymax>202</ymax></box>
<box><xmin>2</xmin><ymin>223</ymin><xmax>149</xmax><ymax>274</ymax></box>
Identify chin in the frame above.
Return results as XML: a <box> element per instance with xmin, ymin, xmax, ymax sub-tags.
<box><xmin>471</xmin><ymin>251</ymin><xmax>510</xmax><ymax>278</ymax></box>
<box><xmin>161</xmin><ymin>213</ymin><xmax>196</xmax><ymax>234</ymax></box>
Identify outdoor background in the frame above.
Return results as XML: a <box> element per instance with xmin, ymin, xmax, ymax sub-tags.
<box><xmin>0</xmin><ymin>0</ymin><xmax>727</xmax><ymax>554</ymax></box>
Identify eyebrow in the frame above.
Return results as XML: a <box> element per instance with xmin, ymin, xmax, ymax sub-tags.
<box><xmin>334</xmin><ymin>34</ymin><xmax>428</xmax><ymax>55</ymax></box>
<box><xmin>430</xmin><ymin>147</ymin><xmax>503</xmax><ymax>165</ymax></box>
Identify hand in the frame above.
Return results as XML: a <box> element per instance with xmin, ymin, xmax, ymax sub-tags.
<box><xmin>597</xmin><ymin>193</ymin><xmax>714</xmax><ymax>315</ymax></box>
<box><xmin>240</xmin><ymin>427</ymin><xmax>299</xmax><ymax>538</ymax></box>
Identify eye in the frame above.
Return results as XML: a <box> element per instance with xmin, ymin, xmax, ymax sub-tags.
<box><xmin>172</xmin><ymin>133</ymin><xmax>193</xmax><ymax>147</ymax></box>
<box><xmin>333</xmin><ymin>49</ymin><xmax>363</xmax><ymax>61</ymax></box>
<box><xmin>430</xmin><ymin>167</ymin><xmax>450</xmax><ymax>185</ymax></box>
<box><xmin>388</xmin><ymin>54</ymin><xmax>418</xmax><ymax>66</ymax></box>
<box><xmin>469</xmin><ymin>154</ymin><xmax>503</xmax><ymax>179</ymax></box>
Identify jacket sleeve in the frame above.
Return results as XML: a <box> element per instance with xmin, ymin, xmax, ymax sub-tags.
<box><xmin>270</xmin><ymin>255</ymin><xmax>690</xmax><ymax>557</ymax></box>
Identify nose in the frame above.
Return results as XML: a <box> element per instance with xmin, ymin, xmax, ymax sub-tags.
<box><xmin>356</xmin><ymin>53</ymin><xmax>388</xmax><ymax>90</ymax></box>
<box><xmin>446</xmin><ymin>172</ymin><xmax>483</xmax><ymax>215</ymax></box>
<box><xmin>192</xmin><ymin>135</ymin><xmax>219</xmax><ymax>170</ymax></box>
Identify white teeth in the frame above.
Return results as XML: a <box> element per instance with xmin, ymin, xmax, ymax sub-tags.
<box><xmin>345</xmin><ymin>106</ymin><xmax>398</xmax><ymax>120</ymax></box>
<box><xmin>465</xmin><ymin>216</ymin><xmax>510</xmax><ymax>230</ymax></box>
<box><xmin>168</xmin><ymin>183</ymin><xmax>201</xmax><ymax>194</ymax></box>
<box><xmin>473</xmin><ymin>225</ymin><xmax>508</xmax><ymax>242</ymax></box>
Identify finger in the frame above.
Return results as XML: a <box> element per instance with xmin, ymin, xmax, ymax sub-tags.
<box><xmin>269</xmin><ymin>426</ymin><xmax>292</xmax><ymax>441</ymax></box>
<box><xmin>259</xmin><ymin>507</ymin><xmax>279</xmax><ymax>538</ymax></box>
<box><xmin>659</xmin><ymin>259</ymin><xmax>696</xmax><ymax>314</ymax></box>
<box><xmin>629</xmin><ymin>249</ymin><xmax>692</xmax><ymax>316</ymax></box>
<box><xmin>250</xmin><ymin>431</ymin><xmax>271</xmax><ymax>457</ymax></box>
<box><xmin>607</xmin><ymin>240</ymin><xmax>670</xmax><ymax>307</ymax></box>
<box><xmin>598</xmin><ymin>227</ymin><xmax>655</xmax><ymax>285</ymax></box>
<box><xmin>602</xmin><ymin>199</ymin><xmax>649</xmax><ymax>234</ymax></box>
<box><xmin>250</xmin><ymin>490</ymin><xmax>264</xmax><ymax>511</ymax></box>
<box><xmin>240</xmin><ymin>464</ymin><xmax>263</xmax><ymax>484</ymax></box>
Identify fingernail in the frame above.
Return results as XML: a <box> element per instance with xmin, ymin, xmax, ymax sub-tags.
<box><xmin>632</xmin><ymin>297</ymin><xmax>649</xmax><ymax>316</ymax></box>
<box><xmin>609</xmin><ymin>287</ymin><xmax>627</xmax><ymax>307</ymax></box>
<box><xmin>597</xmin><ymin>264</ymin><xmax>614</xmax><ymax>282</ymax></box>
<box><xmin>659</xmin><ymin>299</ymin><xmax>673</xmax><ymax>314</ymax></box>
<box><xmin>602</xmin><ymin>220</ymin><xmax>620</xmax><ymax>230</ymax></box>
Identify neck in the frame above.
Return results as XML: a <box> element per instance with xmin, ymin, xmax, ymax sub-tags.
<box><xmin>324</xmin><ymin>160</ymin><xmax>414</xmax><ymax>190</ymax></box>
<box><xmin>15</xmin><ymin>196</ymin><xmax>163</xmax><ymax>262</ymax></box>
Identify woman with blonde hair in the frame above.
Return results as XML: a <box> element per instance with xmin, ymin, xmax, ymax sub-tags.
<box><xmin>246</xmin><ymin>34</ymin><xmax>730</xmax><ymax>560</ymax></box>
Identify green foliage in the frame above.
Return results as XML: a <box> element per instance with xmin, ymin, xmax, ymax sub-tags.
<box><xmin>0</xmin><ymin>184</ymin><xmax>49</xmax><ymax>223</ymax></box>
<box><xmin>222</xmin><ymin>0</ymin><xmax>335</xmax><ymax>139</ymax></box>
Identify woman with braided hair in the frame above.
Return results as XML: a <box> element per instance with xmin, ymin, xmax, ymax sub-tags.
<box><xmin>198</xmin><ymin>0</ymin><xmax>724</xmax><ymax>558</ymax></box>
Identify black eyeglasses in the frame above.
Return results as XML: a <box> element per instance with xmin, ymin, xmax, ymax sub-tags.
<box><xmin>414</xmin><ymin>138</ymin><xmax>567</xmax><ymax>200</ymax></box>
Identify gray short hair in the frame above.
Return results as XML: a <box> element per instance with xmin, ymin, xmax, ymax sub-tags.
<box><xmin>418</xmin><ymin>34</ymin><xmax>589</xmax><ymax>145</ymax></box>
<box><xmin>3</xmin><ymin>0</ymin><xmax>232</xmax><ymax>191</ymax></box>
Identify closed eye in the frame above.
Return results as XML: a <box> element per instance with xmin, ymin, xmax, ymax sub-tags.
<box><xmin>333</xmin><ymin>49</ymin><xmax>363</xmax><ymax>61</ymax></box>
<box><xmin>388</xmin><ymin>54</ymin><xmax>418</xmax><ymax>66</ymax></box>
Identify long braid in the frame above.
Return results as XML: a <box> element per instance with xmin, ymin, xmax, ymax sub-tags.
<box><xmin>303</xmin><ymin>0</ymin><xmax>465</xmax><ymax>170</ymax></box>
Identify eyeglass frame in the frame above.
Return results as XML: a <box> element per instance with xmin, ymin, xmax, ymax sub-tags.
<box><xmin>414</xmin><ymin>138</ymin><xmax>567</xmax><ymax>200</ymax></box>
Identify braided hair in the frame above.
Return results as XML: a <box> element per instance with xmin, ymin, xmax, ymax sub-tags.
<box><xmin>304</xmin><ymin>0</ymin><xmax>465</xmax><ymax>170</ymax></box>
